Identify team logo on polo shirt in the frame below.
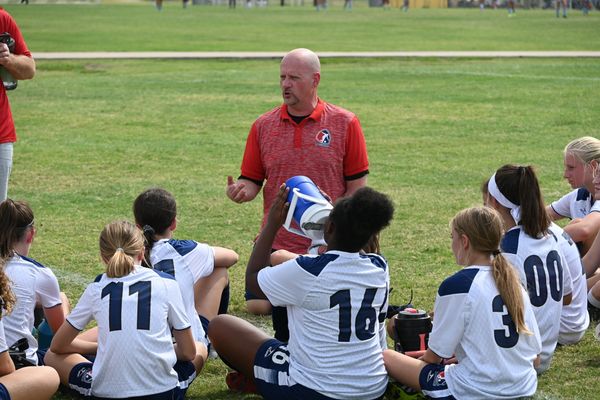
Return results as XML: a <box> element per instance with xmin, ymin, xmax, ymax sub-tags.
<box><xmin>315</xmin><ymin>129</ymin><xmax>331</xmax><ymax>147</ymax></box>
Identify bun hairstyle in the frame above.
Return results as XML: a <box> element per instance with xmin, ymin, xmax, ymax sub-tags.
<box><xmin>329</xmin><ymin>187</ymin><xmax>394</xmax><ymax>252</ymax></box>
<box><xmin>0</xmin><ymin>199</ymin><xmax>34</xmax><ymax>259</ymax></box>
<box><xmin>564</xmin><ymin>136</ymin><xmax>600</xmax><ymax>165</ymax></box>
<box><xmin>492</xmin><ymin>164</ymin><xmax>549</xmax><ymax>238</ymax></box>
<box><xmin>451</xmin><ymin>207</ymin><xmax>532</xmax><ymax>335</ymax></box>
<box><xmin>99</xmin><ymin>221</ymin><xmax>145</xmax><ymax>278</ymax></box>
<box><xmin>133</xmin><ymin>188</ymin><xmax>177</xmax><ymax>267</ymax></box>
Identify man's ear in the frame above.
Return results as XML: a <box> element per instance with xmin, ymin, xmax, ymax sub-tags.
<box><xmin>313</xmin><ymin>72</ymin><xmax>321</xmax><ymax>88</ymax></box>
<box><xmin>169</xmin><ymin>218</ymin><xmax>177</xmax><ymax>232</ymax></box>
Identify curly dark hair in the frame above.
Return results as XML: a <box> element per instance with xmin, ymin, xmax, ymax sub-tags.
<box><xmin>329</xmin><ymin>187</ymin><xmax>394</xmax><ymax>252</ymax></box>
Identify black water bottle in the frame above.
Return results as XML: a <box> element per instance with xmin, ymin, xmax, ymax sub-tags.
<box><xmin>393</xmin><ymin>308</ymin><xmax>432</xmax><ymax>353</ymax></box>
<box><xmin>0</xmin><ymin>32</ymin><xmax>17</xmax><ymax>91</ymax></box>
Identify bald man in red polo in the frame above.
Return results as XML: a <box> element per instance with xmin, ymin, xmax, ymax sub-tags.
<box><xmin>226</xmin><ymin>48</ymin><xmax>369</xmax><ymax>324</ymax></box>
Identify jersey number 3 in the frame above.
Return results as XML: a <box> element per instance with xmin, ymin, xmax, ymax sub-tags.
<box><xmin>102</xmin><ymin>281</ymin><xmax>152</xmax><ymax>331</ymax></box>
<box><xmin>492</xmin><ymin>295</ymin><xmax>518</xmax><ymax>348</ymax></box>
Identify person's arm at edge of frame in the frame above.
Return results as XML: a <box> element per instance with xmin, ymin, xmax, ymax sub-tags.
<box><xmin>212</xmin><ymin>246</ymin><xmax>240</xmax><ymax>268</ymax></box>
<box><xmin>49</xmin><ymin>322</ymin><xmax>97</xmax><ymax>355</ymax></box>
<box><xmin>0</xmin><ymin>44</ymin><xmax>34</xmax><ymax>80</ymax></box>
<box><xmin>545</xmin><ymin>205</ymin><xmax>562</xmax><ymax>221</ymax></box>
<box><xmin>583</xmin><ymin>228</ymin><xmax>600</xmax><ymax>278</ymax></box>
<box><xmin>563</xmin><ymin>212</ymin><xmax>600</xmax><ymax>244</ymax></box>
<box><xmin>342</xmin><ymin>175</ymin><xmax>367</xmax><ymax>198</ymax></box>
<box><xmin>245</xmin><ymin>184</ymin><xmax>289</xmax><ymax>299</ymax></box>
<box><xmin>226</xmin><ymin>176</ymin><xmax>261</xmax><ymax>204</ymax></box>
<box><xmin>0</xmin><ymin>350</ymin><xmax>15</xmax><ymax>376</ymax></box>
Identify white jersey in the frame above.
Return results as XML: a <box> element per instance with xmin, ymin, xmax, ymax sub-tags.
<box><xmin>0</xmin><ymin>319</ymin><xmax>8</xmax><ymax>353</ymax></box>
<box><xmin>548</xmin><ymin>223</ymin><xmax>590</xmax><ymax>342</ymax></box>
<box><xmin>258</xmin><ymin>250</ymin><xmax>389</xmax><ymax>400</ymax></box>
<box><xmin>150</xmin><ymin>239</ymin><xmax>214</xmax><ymax>344</ymax></box>
<box><xmin>429</xmin><ymin>266</ymin><xmax>541</xmax><ymax>399</ymax></box>
<box><xmin>500</xmin><ymin>226</ymin><xmax>572</xmax><ymax>373</ymax></box>
<box><xmin>2</xmin><ymin>254</ymin><xmax>62</xmax><ymax>365</ymax></box>
<box><xmin>67</xmin><ymin>265</ymin><xmax>191</xmax><ymax>398</ymax></box>
<box><xmin>550</xmin><ymin>188</ymin><xmax>600</xmax><ymax>219</ymax></box>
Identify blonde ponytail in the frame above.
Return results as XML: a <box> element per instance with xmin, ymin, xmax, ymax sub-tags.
<box><xmin>99</xmin><ymin>221</ymin><xmax>145</xmax><ymax>278</ymax></box>
<box><xmin>492</xmin><ymin>253</ymin><xmax>532</xmax><ymax>335</ymax></box>
<box><xmin>452</xmin><ymin>207</ymin><xmax>532</xmax><ymax>335</ymax></box>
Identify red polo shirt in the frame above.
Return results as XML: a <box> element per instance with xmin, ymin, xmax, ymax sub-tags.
<box><xmin>240</xmin><ymin>99</ymin><xmax>369</xmax><ymax>253</ymax></box>
<box><xmin>1</xmin><ymin>9</ymin><xmax>32</xmax><ymax>144</ymax></box>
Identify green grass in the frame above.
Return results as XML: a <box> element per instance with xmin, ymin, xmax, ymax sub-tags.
<box><xmin>1</xmin><ymin>4</ymin><xmax>599</xmax><ymax>52</ymax></box>
<box><xmin>2</xmin><ymin>4</ymin><xmax>600</xmax><ymax>400</ymax></box>
<box><xmin>9</xmin><ymin>56</ymin><xmax>600</xmax><ymax>399</ymax></box>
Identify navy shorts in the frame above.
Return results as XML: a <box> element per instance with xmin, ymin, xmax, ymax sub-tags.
<box><xmin>68</xmin><ymin>360</ymin><xmax>196</xmax><ymax>400</ymax></box>
<box><xmin>0</xmin><ymin>383</ymin><xmax>9</xmax><ymax>400</ymax></box>
<box><xmin>253</xmin><ymin>339</ymin><xmax>336</xmax><ymax>400</ymax></box>
<box><xmin>36</xmin><ymin>349</ymin><xmax>47</xmax><ymax>366</ymax></box>
<box><xmin>419</xmin><ymin>364</ymin><xmax>455</xmax><ymax>400</ymax></box>
<box><xmin>245</xmin><ymin>290</ymin><xmax>262</xmax><ymax>301</ymax></box>
<box><xmin>253</xmin><ymin>339</ymin><xmax>384</xmax><ymax>400</ymax></box>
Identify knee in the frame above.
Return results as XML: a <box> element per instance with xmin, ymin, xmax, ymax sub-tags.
<box><xmin>245</xmin><ymin>299</ymin><xmax>272</xmax><ymax>315</ymax></box>
<box><xmin>207</xmin><ymin>314</ymin><xmax>231</xmax><ymax>342</ymax></box>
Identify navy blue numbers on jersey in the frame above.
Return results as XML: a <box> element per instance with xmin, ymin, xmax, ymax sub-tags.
<box><xmin>492</xmin><ymin>295</ymin><xmax>518</xmax><ymax>348</ymax></box>
<box><xmin>101</xmin><ymin>282</ymin><xmax>123</xmax><ymax>331</ymax></box>
<box><xmin>330</xmin><ymin>288</ymin><xmax>385</xmax><ymax>342</ymax></box>
<box><xmin>101</xmin><ymin>281</ymin><xmax>152</xmax><ymax>331</ymax></box>
<box><xmin>130</xmin><ymin>282</ymin><xmax>151</xmax><ymax>330</ymax></box>
<box><xmin>154</xmin><ymin>259</ymin><xmax>175</xmax><ymax>277</ymax></box>
<box><xmin>523</xmin><ymin>250</ymin><xmax>563</xmax><ymax>307</ymax></box>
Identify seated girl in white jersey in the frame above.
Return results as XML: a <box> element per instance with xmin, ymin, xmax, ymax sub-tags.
<box><xmin>0</xmin><ymin>258</ymin><xmax>60</xmax><ymax>400</ymax></box>
<box><xmin>581</xmin><ymin>166</ymin><xmax>600</xmax><ymax>322</ymax></box>
<box><xmin>483</xmin><ymin>182</ymin><xmax>589</xmax><ymax>346</ymax></box>
<box><xmin>486</xmin><ymin>165</ymin><xmax>573</xmax><ymax>373</ymax></box>
<box><xmin>44</xmin><ymin>221</ymin><xmax>200</xmax><ymax>400</ymax></box>
<box><xmin>546</xmin><ymin>136</ymin><xmax>600</xmax><ymax>256</ymax></box>
<box><xmin>384</xmin><ymin>207</ymin><xmax>541</xmax><ymax>399</ymax></box>
<box><xmin>133</xmin><ymin>188</ymin><xmax>239</xmax><ymax>358</ymax></box>
<box><xmin>208</xmin><ymin>186</ymin><xmax>394</xmax><ymax>400</ymax></box>
<box><xmin>0</xmin><ymin>199</ymin><xmax>71</xmax><ymax>366</ymax></box>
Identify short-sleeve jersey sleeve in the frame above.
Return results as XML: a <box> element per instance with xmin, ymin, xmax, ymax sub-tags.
<box><xmin>166</xmin><ymin>279</ymin><xmax>191</xmax><ymax>331</ymax></box>
<box><xmin>0</xmin><ymin>319</ymin><xmax>7</xmax><ymax>353</ymax></box>
<box><xmin>187</xmin><ymin>243</ymin><xmax>215</xmax><ymax>282</ymax></box>
<box><xmin>0</xmin><ymin>11</ymin><xmax>31</xmax><ymax>57</ymax></box>
<box><xmin>257</xmin><ymin>258</ymin><xmax>314</xmax><ymax>307</ymax></box>
<box><xmin>240</xmin><ymin>122</ymin><xmax>265</xmax><ymax>182</ymax></box>
<box><xmin>343</xmin><ymin>116</ymin><xmax>369</xmax><ymax>178</ymax></box>
<box><xmin>427</xmin><ymin>283</ymin><xmax>469</xmax><ymax>359</ymax></box>
<box><xmin>35</xmin><ymin>268</ymin><xmax>62</xmax><ymax>309</ymax></box>
<box><xmin>67</xmin><ymin>284</ymin><xmax>97</xmax><ymax>331</ymax></box>
<box><xmin>550</xmin><ymin>191</ymin><xmax>575</xmax><ymax>219</ymax></box>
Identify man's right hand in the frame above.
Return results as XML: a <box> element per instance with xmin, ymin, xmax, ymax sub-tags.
<box><xmin>226</xmin><ymin>176</ymin><xmax>260</xmax><ymax>204</ymax></box>
<box><xmin>0</xmin><ymin>43</ymin><xmax>9</xmax><ymax>65</ymax></box>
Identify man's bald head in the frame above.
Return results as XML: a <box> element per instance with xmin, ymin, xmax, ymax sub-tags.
<box><xmin>281</xmin><ymin>48</ymin><xmax>321</xmax><ymax>74</ymax></box>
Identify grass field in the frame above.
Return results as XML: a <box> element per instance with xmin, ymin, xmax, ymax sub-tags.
<box><xmin>3</xmin><ymin>4</ymin><xmax>600</xmax><ymax>52</ymax></box>
<box><xmin>2</xmin><ymin>4</ymin><xmax>600</xmax><ymax>400</ymax></box>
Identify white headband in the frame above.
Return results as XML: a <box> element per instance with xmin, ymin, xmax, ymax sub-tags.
<box><xmin>488</xmin><ymin>173</ymin><xmax>521</xmax><ymax>225</ymax></box>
